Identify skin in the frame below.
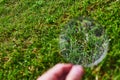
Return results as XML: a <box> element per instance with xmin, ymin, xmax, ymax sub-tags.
<box><xmin>37</xmin><ymin>63</ymin><xmax>84</xmax><ymax>80</ymax></box>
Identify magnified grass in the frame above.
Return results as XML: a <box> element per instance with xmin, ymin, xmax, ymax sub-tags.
<box><xmin>60</xmin><ymin>17</ymin><xmax>109</xmax><ymax>67</ymax></box>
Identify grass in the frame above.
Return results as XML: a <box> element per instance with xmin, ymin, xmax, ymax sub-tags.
<box><xmin>0</xmin><ymin>0</ymin><xmax>120</xmax><ymax>80</ymax></box>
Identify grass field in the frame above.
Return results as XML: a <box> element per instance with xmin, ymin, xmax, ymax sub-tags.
<box><xmin>0</xmin><ymin>0</ymin><xmax>120</xmax><ymax>80</ymax></box>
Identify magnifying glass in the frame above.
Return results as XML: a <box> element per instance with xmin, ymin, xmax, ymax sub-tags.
<box><xmin>59</xmin><ymin>17</ymin><xmax>109</xmax><ymax>67</ymax></box>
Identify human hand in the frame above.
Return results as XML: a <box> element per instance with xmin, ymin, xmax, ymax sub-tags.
<box><xmin>37</xmin><ymin>63</ymin><xmax>84</xmax><ymax>80</ymax></box>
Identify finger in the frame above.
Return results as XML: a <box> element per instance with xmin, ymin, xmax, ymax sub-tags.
<box><xmin>66</xmin><ymin>65</ymin><xmax>84</xmax><ymax>80</ymax></box>
<box><xmin>37</xmin><ymin>63</ymin><xmax>72</xmax><ymax>80</ymax></box>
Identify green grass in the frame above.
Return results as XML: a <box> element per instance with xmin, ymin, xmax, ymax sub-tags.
<box><xmin>0</xmin><ymin>0</ymin><xmax>120</xmax><ymax>80</ymax></box>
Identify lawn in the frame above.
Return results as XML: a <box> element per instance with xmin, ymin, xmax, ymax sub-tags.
<box><xmin>0</xmin><ymin>0</ymin><xmax>120</xmax><ymax>80</ymax></box>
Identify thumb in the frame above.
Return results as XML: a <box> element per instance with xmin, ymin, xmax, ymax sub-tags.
<box><xmin>66</xmin><ymin>65</ymin><xmax>84</xmax><ymax>80</ymax></box>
